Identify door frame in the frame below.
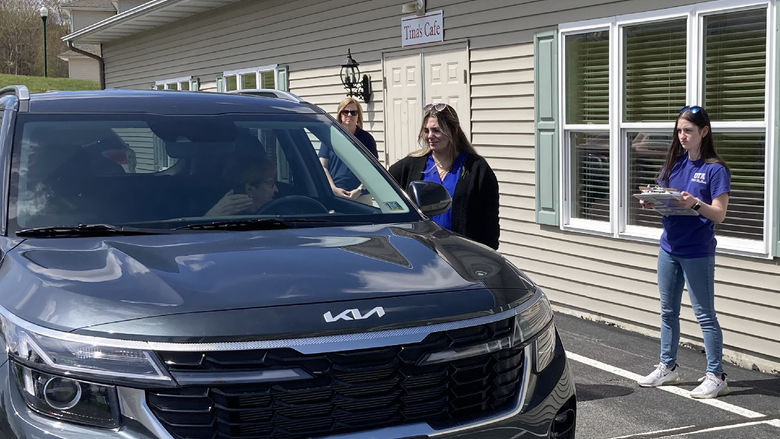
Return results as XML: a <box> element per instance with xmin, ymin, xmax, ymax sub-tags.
<box><xmin>381</xmin><ymin>41</ymin><xmax>472</xmax><ymax>164</ymax></box>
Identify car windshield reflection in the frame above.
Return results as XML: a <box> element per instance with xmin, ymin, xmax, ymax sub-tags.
<box><xmin>9</xmin><ymin>113</ymin><xmax>416</xmax><ymax>234</ymax></box>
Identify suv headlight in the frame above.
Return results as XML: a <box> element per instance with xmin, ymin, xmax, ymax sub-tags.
<box><xmin>420</xmin><ymin>288</ymin><xmax>557</xmax><ymax>372</ymax></box>
<box><xmin>11</xmin><ymin>362</ymin><xmax>121</xmax><ymax>428</ymax></box>
<box><xmin>1</xmin><ymin>309</ymin><xmax>172</xmax><ymax>428</ymax></box>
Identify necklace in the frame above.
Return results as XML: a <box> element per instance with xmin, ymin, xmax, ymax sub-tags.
<box><xmin>434</xmin><ymin>160</ymin><xmax>450</xmax><ymax>179</ymax></box>
<box><xmin>433</xmin><ymin>156</ymin><xmax>451</xmax><ymax>169</ymax></box>
<box><xmin>432</xmin><ymin>152</ymin><xmax>453</xmax><ymax>179</ymax></box>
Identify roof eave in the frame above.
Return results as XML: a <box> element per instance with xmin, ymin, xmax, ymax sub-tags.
<box><xmin>62</xmin><ymin>0</ymin><xmax>241</xmax><ymax>45</ymax></box>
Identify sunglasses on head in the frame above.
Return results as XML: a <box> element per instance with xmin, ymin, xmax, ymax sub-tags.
<box><xmin>424</xmin><ymin>103</ymin><xmax>457</xmax><ymax>120</ymax></box>
<box><xmin>679</xmin><ymin>105</ymin><xmax>702</xmax><ymax>115</ymax></box>
<box><xmin>423</xmin><ymin>103</ymin><xmax>452</xmax><ymax>114</ymax></box>
<box><xmin>340</xmin><ymin>109</ymin><xmax>359</xmax><ymax>116</ymax></box>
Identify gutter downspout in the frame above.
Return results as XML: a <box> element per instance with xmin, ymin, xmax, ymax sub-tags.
<box><xmin>67</xmin><ymin>41</ymin><xmax>105</xmax><ymax>90</ymax></box>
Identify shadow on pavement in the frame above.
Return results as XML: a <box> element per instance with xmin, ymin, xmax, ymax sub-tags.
<box><xmin>575</xmin><ymin>383</ymin><xmax>635</xmax><ymax>402</ymax></box>
<box><xmin>722</xmin><ymin>377</ymin><xmax>780</xmax><ymax>397</ymax></box>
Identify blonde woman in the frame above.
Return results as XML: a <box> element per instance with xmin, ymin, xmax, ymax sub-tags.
<box><xmin>319</xmin><ymin>97</ymin><xmax>377</xmax><ymax>199</ymax></box>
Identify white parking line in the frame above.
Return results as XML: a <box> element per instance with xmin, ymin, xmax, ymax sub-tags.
<box><xmin>609</xmin><ymin>419</ymin><xmax>779</xmax><ymax>439</ymax></box>
<box><xmin>689</xmin><ymin>419</ymin><xmax>780</xmax><ymax>434</ymax></box>
<box><xmin>566</xmin><ymin>352</ymin><xmax>768</xmax><ymax>419</ymax></box>
<box><xmin>608</xmin><ymin>424</ymin><xmax>695</xmax><ymax>438</ymax></box>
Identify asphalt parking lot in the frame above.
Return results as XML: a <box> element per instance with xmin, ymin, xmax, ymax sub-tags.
<box><xmin>553</xmin><ymin>312</ymin><xmax>780</xmax><ymax>439</ymax></box>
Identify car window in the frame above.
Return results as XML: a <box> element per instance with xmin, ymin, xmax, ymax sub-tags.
<box><xmin>9</xmin><ymin>113</ymin><xmax>414</xmax><ymax>232</ymax></box>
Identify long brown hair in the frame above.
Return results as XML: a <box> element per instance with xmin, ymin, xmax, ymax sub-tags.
<box><xmin>411</xmin><ymin>104</ymin><xmax>478</xmax><ymax>163</ymax></box>
<box><xmin>658</xmin><ymin>106</ymin><xmax>728</xmax><ymax>186</ymax></box>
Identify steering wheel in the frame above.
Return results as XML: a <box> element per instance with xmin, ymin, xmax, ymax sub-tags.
<box><xmin>258</xmin><ymin>195</ymin><xmax>329</xmax><ymax>215</ymax></box>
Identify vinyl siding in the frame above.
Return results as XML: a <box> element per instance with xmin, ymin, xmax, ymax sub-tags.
<box><xmin>94</xmin><ymin>0</ymin><xmax>779</xmax><ymax>371</ymax></box>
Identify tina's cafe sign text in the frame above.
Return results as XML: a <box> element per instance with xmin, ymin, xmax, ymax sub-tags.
<box><xmin>401</xmin><ymin>10</ymin><xmax>443</xmax><ymax>47</ymax></box>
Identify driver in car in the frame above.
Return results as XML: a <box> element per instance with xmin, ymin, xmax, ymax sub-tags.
<box><xmin>205</xmin><ymin>157</ymin><xmax>277</xmax><ymax>217</ymax></box>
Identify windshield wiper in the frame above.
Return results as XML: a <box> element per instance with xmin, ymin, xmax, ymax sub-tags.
<box><xmin>16</xmin><ymin>223</ymin><xmax>166</xmax><ymax>238</ymax></box>
<box><xmin>176</xmin><ymin>218</ymin><xmax>332</xmax><ymax>231</ymax></box>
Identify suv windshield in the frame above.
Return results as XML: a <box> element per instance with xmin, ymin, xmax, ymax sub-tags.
<box><xmin>8</xmin><ymin>112</ymin><xmax>416</xmax><ymax>234</ymax></box>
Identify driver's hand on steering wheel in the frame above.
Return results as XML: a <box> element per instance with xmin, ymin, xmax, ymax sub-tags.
<box><xmin>205</xmin><ymin>190</ymin><xmax>254</xmax><ymax>217</ymax></box>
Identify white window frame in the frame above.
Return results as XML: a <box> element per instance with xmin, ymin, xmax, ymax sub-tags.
<box><xmin>222</xmin><ymin>65</ymin><xmax>278</xmax><ymax>92</ymax></box>
<box><xmin>558</xmin><ymin>0</ymin><xmax>776</xmax><ymax>258</ymax></box>
<box><xmin>153</xmin><ymin>76</ymin><xmax>194</xmax><ymax>91</ymax></box>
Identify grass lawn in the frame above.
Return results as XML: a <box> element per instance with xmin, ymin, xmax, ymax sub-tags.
<box><xmin>0</xmin><ymin>73</ymin><xmax>100</xmax><ymax>94</ymax></box>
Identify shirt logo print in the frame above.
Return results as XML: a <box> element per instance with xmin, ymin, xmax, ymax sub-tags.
<box><xmin>691</xmin><ymin>172</ymin><xmax>707</xmax><ymax>184</ymax></box>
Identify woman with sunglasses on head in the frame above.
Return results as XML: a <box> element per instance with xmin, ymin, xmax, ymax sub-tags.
<box><xmin>637</xmin><ymin>105</ymin><xmax>731</xmax><ymax>399</ymax></box>
<box><xmin>389</xmin><ymin>103</ymin><xmax>499</xmax><ymax>250</ymax></box>
<box><xmin>319</xmin><ymin>97</ymin><xmax>378</xmax><ymax>200</ymax></box>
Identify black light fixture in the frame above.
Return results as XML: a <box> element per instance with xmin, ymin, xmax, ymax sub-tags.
<box><xmin>39</xmin><ymin>6</ymin><xmax>48</xmax><ymax>77</ymax></box>
<box><xmin>339</xmin><ymin>49</ymin><xmax>371</xmax><ymax>103</ymax></box>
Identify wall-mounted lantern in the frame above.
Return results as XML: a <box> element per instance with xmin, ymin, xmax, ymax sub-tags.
<box><xmin>339</xmin><ymin>49</ymin><xmax>371</xmax><ymax>103</ymax></box>
<box><xmin>401</xmin><ymin>0</ymin><xmax>426</xmax><ymax>15</ymax></box>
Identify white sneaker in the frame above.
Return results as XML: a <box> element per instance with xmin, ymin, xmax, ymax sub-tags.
<box><xmin>637</xmin><ymin>363</ymin><xmax>680</xmax><ymax>387</ymax></box>
<box><xmin>690</xmin><ymin>372</ymin><xmax>729</xmax><ymax>399</ymax></box>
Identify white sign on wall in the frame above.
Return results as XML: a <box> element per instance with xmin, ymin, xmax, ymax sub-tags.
<box><xmin>401</xmin><ymin>10</ymin><xmax>443</xmax><ymax>47</ymax></box>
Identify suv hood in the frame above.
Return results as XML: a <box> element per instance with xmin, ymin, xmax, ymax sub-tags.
<box><xmin>1</xmin><ymin>222</ymin><xmax>536</xmax><ymax>341</ymax></box>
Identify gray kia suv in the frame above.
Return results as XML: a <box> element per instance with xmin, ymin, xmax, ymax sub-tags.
<box><xmin>0</xmin><ymin>86</ymin><xmax>576</xmax><ymax>438</ymax></box>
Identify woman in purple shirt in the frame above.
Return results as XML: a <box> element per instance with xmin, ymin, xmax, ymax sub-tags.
<box><xmin>637</xmin><ymin>106</ymin><xmax>731</xmax><ymax>399</ymax></box>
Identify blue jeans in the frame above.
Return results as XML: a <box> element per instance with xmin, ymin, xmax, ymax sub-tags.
<box><xmin>657</xmin><ymin>248</ymin><xmax>723</xmax><ymax>375</ymax></box>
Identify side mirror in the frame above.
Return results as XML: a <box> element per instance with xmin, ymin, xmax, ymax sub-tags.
<box><xmin>406</xmin><ymin>180</ymin><xmax>452</xmax><ymax>216</ymax></box>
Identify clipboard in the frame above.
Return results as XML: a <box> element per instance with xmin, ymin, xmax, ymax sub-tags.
<box><xmin>633</xmin><ymin>186</ymin><xmax>699</xmax><ymax>216</ymax></box>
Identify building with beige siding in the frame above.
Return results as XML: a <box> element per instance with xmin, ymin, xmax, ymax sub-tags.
<box><xmin>63</xmin><ymin>0</ymin><xmax>779</xmax><ymax>374</ymax></box>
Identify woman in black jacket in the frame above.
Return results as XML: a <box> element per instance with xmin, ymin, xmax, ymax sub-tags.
<box><xmin>389</xmin><ymin>103</ymin><xmax>500</xmax><ymax>249</ymax></box>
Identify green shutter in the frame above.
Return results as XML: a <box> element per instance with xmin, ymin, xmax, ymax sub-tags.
<box><xmin>276</xmin><ymin>65</ymin><xmax>289</xmax><ymax>91</ymax></box>
<box><xmin>535</xmin><ymin>30</ymin><xmax>559</xmax><ymax>226</ymax></box>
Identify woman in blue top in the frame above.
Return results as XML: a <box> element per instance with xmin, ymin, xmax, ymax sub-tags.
<box><xmin>637</xmin><ymin>106</ymin><xmax>731</xmax><ymax>399</ymax></box>
<box><xmin>389</xmin><ymin>103</ymin><xmax>499</xmax><ymax>249</ymax></box>
<box><xmin>319</xmin><ymin>97</ymin><xmax>378</xmax><ymax>201</ymax></box>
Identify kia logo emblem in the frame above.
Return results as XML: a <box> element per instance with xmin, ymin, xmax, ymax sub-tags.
<box><xmin>324</xmin><ymin>306</ymin><xmax>386</xmax><ymax>322</ymax></box>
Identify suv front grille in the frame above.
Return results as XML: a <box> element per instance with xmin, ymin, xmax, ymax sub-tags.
<box><xmin>148</xmin><ymin>317</ymin><xmax>524</xmax><ymax>439</ymax></box>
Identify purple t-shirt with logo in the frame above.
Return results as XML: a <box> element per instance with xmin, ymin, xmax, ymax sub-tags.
<box><xmin>659</xmin><ymin>153</ymin><xmax>730</xmax><ymax>258</ymax></box>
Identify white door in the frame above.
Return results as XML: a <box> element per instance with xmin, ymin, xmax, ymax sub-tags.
<box><xmin>384</xmin><ymin>53</ymin><xmax>423</xmax><ymax>167</ymax></box>
<box><xmin>423</xmin><ymin>50</ymin><xmax>470</xmax><ymax>138</ymax></box>
<box><xmin>384</xmin><ymin>47</ymin><xmax>470</xmax><ymax>167</ymax></box>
